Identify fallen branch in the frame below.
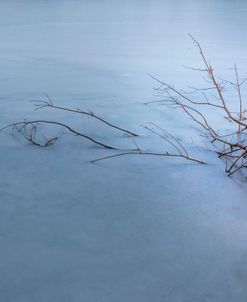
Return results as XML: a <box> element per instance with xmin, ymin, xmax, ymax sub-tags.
<box><xmin>30</xmin><ymin>97</ymin><xmax>138</xmax><ymax>137</ymax></box>
<box><xmin>2</xmin><ymin>111</ymin><xmax>204</xmax><ymax>166</ymax></box>
<box><xmin>91</xmin><ymin>125</ymin><xmax>205</xmax><ymax>165</ymax></box>
<box><xmin>91</xmin><ymin>151</ymin><xmax>205</xmax><ymax>164</ymax></box>
<box><xmin>2</xmin><ymin>120</ymin><xmax>117</xmax><ymax>149</ymax></box>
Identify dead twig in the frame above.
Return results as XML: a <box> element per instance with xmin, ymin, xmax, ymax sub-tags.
<box><xmin>30</xmin><ymin>98</ymin><xmax>138</xmax><ymax>137</ymax></box>
<box><xmin>91</xmin><ymin>151</ymin><xmax>205</xmax><ymax>164</ymax></box>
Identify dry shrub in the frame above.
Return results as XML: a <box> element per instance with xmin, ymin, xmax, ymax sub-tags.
<box><xmin>148</xmin><ymin>34</ymin><xmax>247</xmax><ymax>176</ymax></box>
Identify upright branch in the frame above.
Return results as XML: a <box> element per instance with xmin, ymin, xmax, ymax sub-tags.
<box><xmin>149</xmin><ymin>34</ymin><xmax>247</xmax><ymax>176</ymax></box>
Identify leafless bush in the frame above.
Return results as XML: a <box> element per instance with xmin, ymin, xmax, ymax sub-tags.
<box><xmin>148</xmin><ymin>34</ymin><xmax>247</xmax><ymax>176</ymax></box>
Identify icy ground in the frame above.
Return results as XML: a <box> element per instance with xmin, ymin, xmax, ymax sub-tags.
<box><xmin>1</xmin><ymin>1</ymin><xmax>247</xmax><ymax>301</ymax></box>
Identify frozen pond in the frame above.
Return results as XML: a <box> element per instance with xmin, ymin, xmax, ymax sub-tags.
<box><xmin>1</xmin><ymin>0</ymin><xmax>247</xmax><ymax>103</ymax></box>
<box><xmin>1</xmin><ymin>1</ymin><xmax>247</xmax><ymax>302</ymax></box>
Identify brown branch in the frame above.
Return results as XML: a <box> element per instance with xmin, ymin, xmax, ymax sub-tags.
<box><xmin>31</xmin><ymin>99</ymin><xmax>138</xmax><ymax>137</ymax></box>
<box><xmin>148</xmin><ymin>35</ymin><xmax>247</xmax><ymax>176</ymax></box>
<box><xmin>188</xmin><ymin>33</ymin><xmax>247</xmax><ymax>128</ymax></box>
<box><xmin>149</xmin><ymin>73</ymin><xmax>224</xmax><ymax>109</ymax></box>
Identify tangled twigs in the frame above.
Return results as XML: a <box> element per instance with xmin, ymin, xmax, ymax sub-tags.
<box><xmin>2</xmin><ymin>120</ymin><xmax>117</xmax><ymax>149</ymax></box>
<box><xmin>13</xmin><ymin>122</ymin><xmax>59</xmax><ymax>147</ymax></box>
<box><xmin>149</xmin><ymin>34</ymin><xmax>247</xmax><ymax>176</ymax></box>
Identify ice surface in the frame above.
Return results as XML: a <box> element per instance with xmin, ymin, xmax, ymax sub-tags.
<box><xmin>1</xmin><ymin>1</ymin><xmax>247</xmax><ymax>301</ymax></box>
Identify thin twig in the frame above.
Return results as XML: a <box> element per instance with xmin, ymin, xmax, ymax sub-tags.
<box><xmin>30</xmin><ymin>99</ymin><xmax>138</xmax><ymax>137</ymax></box>
<box><xmin>91</xmin><ymin>151</ymin><xmax>205</xmax><ymax>164</ymax></box>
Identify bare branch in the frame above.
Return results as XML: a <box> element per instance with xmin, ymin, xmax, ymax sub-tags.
<box><xmin>30</xmin><ymin>99</ymin><xmax>138</xmax><ymax>137</ymax></box>
<box><xmin>91</xmin><ymin>151</ymin><xmax>205</xmax><ymax>165</ymax></box>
